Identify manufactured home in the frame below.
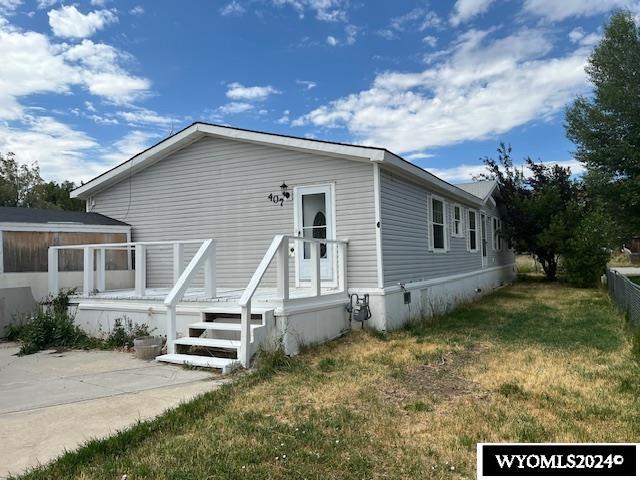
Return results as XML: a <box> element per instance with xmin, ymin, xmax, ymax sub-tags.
<box><xmin>53</xmin><ymin>123</ymin><xmax>515</xmax><ymax>372</ymax></box>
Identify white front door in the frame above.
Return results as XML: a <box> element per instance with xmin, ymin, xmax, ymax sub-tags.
<box><xmin>294</xmin><ymin>184</ymin><xmax>335</xmax><ymax>283</ymax></box>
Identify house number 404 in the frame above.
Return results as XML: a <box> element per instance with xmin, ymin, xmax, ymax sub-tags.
<box><xmin>267</xmin><ymin>193</ymin><xmax>285</xmax><ymax>207</ymax></box>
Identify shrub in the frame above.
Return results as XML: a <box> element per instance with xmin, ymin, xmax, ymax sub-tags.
<box><xmin>14</xmin><ymin>290</ymin><xmax>98</xmax><ymax>355</ymax></box>
<box><xmin>103</xmin><ymin>317</ymin><xmax>152</xmax><ymax>350</ymax></box>
<box><xmin>4</xmin><ymin>321</ymin><xmax>26</xmax><ymax>341</ymax></box>
<box><xmin>563</xmin><ymin>209</ymin><xmax>613</xmax><ymax>287</ymax></box>
<box><xmin>5</xmin><ymin>291</ymin><xmax>156</xmax><ymax>355</ymax></box>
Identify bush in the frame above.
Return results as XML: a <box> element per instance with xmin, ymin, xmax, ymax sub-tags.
<box><xmin>563</xmin><ymin>209</ymin><xmax>613</xmax><ymax>287</ymax></box>
<box><xmin>103</xmin><ymin>317</ymin><xmax>152</xmax><ymax>349</ymax></box>
<box><xmin>13</xmin><ymin>290</ymin><xmax>98</xmax><ymax>355</ymax></box>
<box><xmin>5</xmin><ymin>291</ymin><xmax>154</xmax><ymax>355</ymax></box>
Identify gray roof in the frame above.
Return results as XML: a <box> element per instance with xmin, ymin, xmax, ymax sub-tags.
<box><xmin>456</xmin><ymin>181</ymin><xmax>497</xmax><ymax>201</ymax></box>
<box><xmin>0</xmin><ymin>207</ymin><xmax>129</xmax><ymax>226</ymax></box>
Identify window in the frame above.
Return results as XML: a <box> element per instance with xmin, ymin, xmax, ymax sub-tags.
<box><xmin>468</xmin><ymin>209</ymin><xmax>478</xmax><ymax>251</ymax></box>
<box><xmin>430</xmin><ymin>197</ymin><xmax>446</xmax><ymax>251</ymax></box>
<box><xmin>492</xmin><ymin>217</ymin><xmax>499</xmax><ymax>251</ymax></box>
<box><xmin>497</xmin><ymin>219</ymin><xmax>503</xmax><ymax>250</ymax></box>
<box><xmin>453</xmin><ymin>204</ymin><xmax>463</xmax><ymax>237</ymax></box>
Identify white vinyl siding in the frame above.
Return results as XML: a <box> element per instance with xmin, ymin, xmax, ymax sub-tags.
<box><xmin>380</xmin><ymin>170</ymin><xmax>491</xmax><ymax>286</ymax></box>
<box><xmin>92</xmin><ymin>136</ymin><xmax>378</xmax><ymax>289</ymax></box>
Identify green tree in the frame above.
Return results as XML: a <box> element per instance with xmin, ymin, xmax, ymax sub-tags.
<box><xmin>563</xmin><ymin>208</ymin><xmax>616</xmax><ymax>287</ymax></box>
<box><xmin>0</xmin><ymin>152</ymin><xmax>43</xmax><ymax>207</ymax></box>
<box><xmin>30</xmin><ymin>181</ymin><xmax>84</xmax><ymax>211</ymax></box>
<box><xmin>481</xmin><ymin>143</ymin><xmax>580</xmax><ymax>281</ymax></box>
<box><xmin>0</xmin><ymin>152</ymin><xmax>84</xmax><ymax>210</ymax></box>
<box><xmin>565</xmin><ymin>11</ymin><xmax>640</xmax><ymax>237</ymax></box>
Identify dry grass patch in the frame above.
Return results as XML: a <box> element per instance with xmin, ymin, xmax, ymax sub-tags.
<box><xmin>17</xmin><ymin>281</ymin><xmax>640</xmax><ymax>480</ymax></box>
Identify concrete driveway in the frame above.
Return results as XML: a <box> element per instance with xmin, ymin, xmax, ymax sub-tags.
<box><xmin>0</xmin><ymin>342</ymin><xmax>229</xmax><ymax>478</ymax></box>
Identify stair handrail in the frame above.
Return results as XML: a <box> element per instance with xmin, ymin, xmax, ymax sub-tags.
<box><xmin>238</xmin><ymin>235</ymin><xmax>285</xmax><ymax>307</ymax></box>
<box><xmin>164</xmin><ymin>238</ymin><xmax>216</xmax><ymax>354</ymax></box>
<box><xmin>237</xmin><ymin>234</ymin><xmax>348</xmax><ymax>368</ymax></box>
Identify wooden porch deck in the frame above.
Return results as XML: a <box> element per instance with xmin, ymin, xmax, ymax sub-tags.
<box><xmin>73</xmin><ymin>285</ymin><xmax>342</xmax><ymax>304</ymax></box>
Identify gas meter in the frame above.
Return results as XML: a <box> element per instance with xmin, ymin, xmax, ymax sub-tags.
<box><xmin>347</xmin><ymin>293</ymin><xmax>371</xmax><ymax>326</ymax></box>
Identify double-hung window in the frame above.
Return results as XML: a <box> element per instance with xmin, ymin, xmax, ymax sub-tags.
<box><xmin>492</xmin><ymin>217</ymin><xmax>499</xmax><ymax>251</ymax></box>
<box><xmin>430</xmin><ymin>196</ymin><xmax>447</xmax><ymax>251</ymax></box>
<box><xmin>452</xmin><ymin>204</ymin><xmax>463</xmax><ymax>237</ymax></box>
<box><xmin>468</xmin><ymin>209</ymin><xmax>478</xmax><ymax>251</ymax></box>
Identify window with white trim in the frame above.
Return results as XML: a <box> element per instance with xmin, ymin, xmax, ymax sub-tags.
<box><xmin>430</xmin><ymin>196</ymin><xmax>447</xmax><ymax>251</ymax></box>
<box><xmin>497</xmin><ymin>219</ymin><xmax>503</xmax><ymax>250</ymax></box>
<box><xmin>468</xmin><ymin>209</ymin><xmax>478</xmax><ymax>251</ymax></box>
<box><xmin>452</xmin><ymin>204</ymin><xmax>463</xmax><ymax>237</ymax></box>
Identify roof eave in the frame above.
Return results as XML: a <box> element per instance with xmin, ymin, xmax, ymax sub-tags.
<box><xmin>380</xmin><ymin>151</ymin><xmax>485</xmax><ymax>206</ymax></box>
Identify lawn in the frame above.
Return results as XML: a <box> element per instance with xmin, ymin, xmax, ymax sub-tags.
<box><xmin>630</xmin><ymin>276</ymin><xmax>640</xmax><ymax>286</ymax></box>
<box><xmin>17</xmin><ymin>281</ymin><xmax>640</xmax><ymax>480</ymax></box>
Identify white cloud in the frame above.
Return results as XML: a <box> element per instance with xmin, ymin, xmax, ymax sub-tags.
<box><xmin>450</xmin><ymin>0</ymin><xmax>496</xmax><ymax>26</ymax></box>
<box><xmin>378</xmin><ymin>7</ymin><xmax>443</xmax><ymax>39</ymax></box>
<box><xmin>522</xmin><ymin>0</ymin><xmax>633</xmax><ymax>22</ymax></box>
<box><xmin>568</xmin><ymin>27</ymin><xmax>585</xmax><ymax>43</ymax></box>
<box><xmin>326</xmin><ymin>35</ymin><xmax>338</xmax><ymax>46</ymax></box>
<box><xmin>100</xmin><ymin>130</ymin><xmax>160</xmax><ymax>166</ymax></box>
<box><xmin>0</xmin><ymin>115</ymin><xmax>99</xmax><ymax>183</ymax></box>
<box><xmin>0</xmin><ymin>25</ymin><xmax>79</xmax><ymax>120</ymax></box>
<box><xmin>430</xmin><ymin>159</ymin><xmax>586</xmax><ymax>183</ymax></box>
<box><xmin>272</xmin><ymin>0</ymin><xmax>348</xmax><ymax>22</ymax></box>
<box><xmin>345</xmin><ymin>24</ymin><xmax>357</xmax><ymax>45</ymax></box>
<box><xmin>568</xmin><ymin>27</ymin><xmax>601</xmax><ymax>46</ymax></box>
<box><xmin>405</xmin><ymin>152</ymin><xmax>434</xmax><ymax>161</ymax></box>
<box><xmin>48</xmin><ymin>5</ymin><xmax>117</xmax><ymax>39</ymax></box>
<box><xmin>116</xmin><ymin>108</ymin><xmax>181</xmax><ymax>127</ymax></box>
<box><xmin>0</xmin><ymin>0</ymin><xmax>22</xmax><ymax>14</ymax></box>
<box><xmin>0</xmin><ymin>16</ymin><xmax>165</xmax><ymax>183</ymax></box>
<box><xmin>61</xmin><ymin>39</ymin><xmax>150</xmax><ymax>103</ymax></box>
<box><xmin>87</xmin><ymin>113</ymin><xmax>118</xmax><ymax>125</ymax></box>
<box><xmin>217</xmin><ymin>102</ymin><xmax>254</xmax><ymax>115</ymax></box>
<box><xmin>294</xmin><ymin>28</ymin><xmax>590</xmax><ymax>155</ymax></box>
<box><xmin>422</xmin><ymin>35</ymin><xmax>437</xmax><ymax>47</ymax></box>
<box><xmin>226</xmin><ymin>82</ymin><xmax>280</xmax><ymax>101</ymax></box>
<box><xmin>277</xmin><ymin>109</ymin><xmax>290</xmax><ymax>124</ymax></box>
<box><xmin>36</xmin><ymin>0</ymin><xmax>57</xmax><ymax>9</ymax></box>
<box><xmin>220</xmin><ymin>1</ymin><xmax>245</xmax><ymax>16</ymax></box>
<box><xmin>296</xmin><ymin>79</ymin><xmax>317</xmax><ymax>90</ymax></box>
<box><xmin>129</xmin><ymin>5</ymin><xmax>144</xmax><ymax>15</ymax></box>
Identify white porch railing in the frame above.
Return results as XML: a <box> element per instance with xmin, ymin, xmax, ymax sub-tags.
<box><xmin>47</xmin><ymin>239</ymin><xmax>215</xmax><ymax>298</ymax></box>
<box><xmin>237</xmin><ymin>235</ymin><xmax>348</xmax><ymax>367</ymax></box>
<box><xmin>48</xmin><ymin>238</ymin><xmax>217</xmax><ymax>356</ymax></box>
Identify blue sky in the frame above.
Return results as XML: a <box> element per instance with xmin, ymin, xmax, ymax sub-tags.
<box><xmin>0</xmin><ymin>0</ymin><xmax>634</xmax><ymax>184</ymax></box>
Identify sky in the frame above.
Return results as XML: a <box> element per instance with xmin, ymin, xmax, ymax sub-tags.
<box><xmin>0</xmin><ymin>0</ymin><xmax>636</xmax><ymax>185</ymax></box>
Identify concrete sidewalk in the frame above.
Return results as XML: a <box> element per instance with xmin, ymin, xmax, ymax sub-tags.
<box><xmin>0</xmin><ymin>342</ymin><xmax>229</xmax><ymax>478</ymax></box>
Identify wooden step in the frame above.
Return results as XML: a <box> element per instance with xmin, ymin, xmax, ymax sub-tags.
<box><xmin>156</xmin><ymin>353</ymin><xmax>239</xmax><ymax>373</ymax></box>
<box><xmin>174</xmin><ymin>337</ymin><xmax>240</xmax><ymax>349</ymax></box>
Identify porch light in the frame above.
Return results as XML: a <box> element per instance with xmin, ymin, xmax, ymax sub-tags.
<box><xmin>280</xmin><ymin>182</ymin><xmax>290</xmax><ymax>199</ymax></box>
